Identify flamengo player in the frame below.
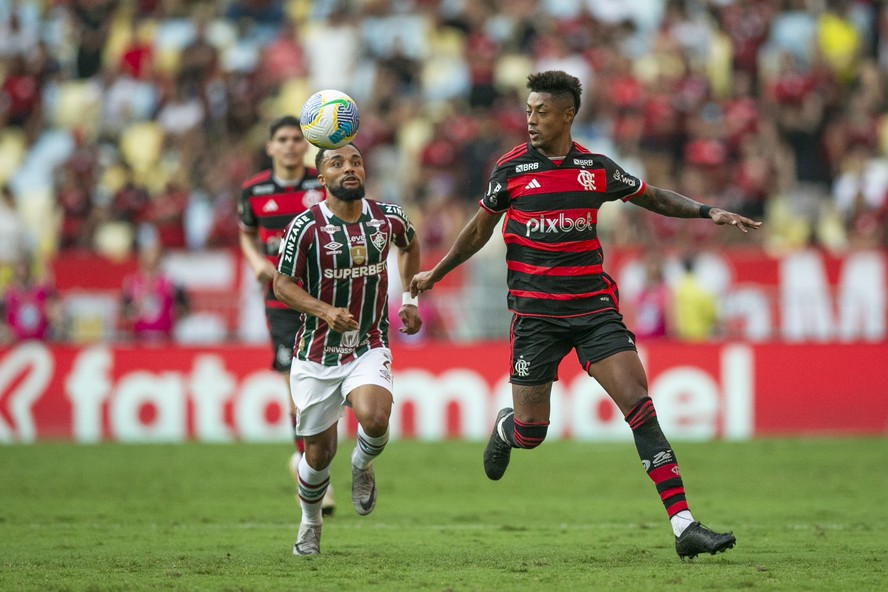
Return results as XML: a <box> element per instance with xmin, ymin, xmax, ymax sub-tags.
<box><xmin>274</xmin><ymin>143</ymin><xmax>422</xmax><ymax>555</ymax></box>
<box><xmin>412</xmin><ymin>70</ymin><xmax>760</xmax><ymax>559</ymax></box>
<box><xmin>238</xmin><ymin>115</ymin><xmax>335</xmax><ymax>515</ymax></box>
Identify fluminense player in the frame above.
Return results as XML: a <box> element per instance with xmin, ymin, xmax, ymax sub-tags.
<box><xmin>274</xmin><ymin>143</ymin><xmax>422</xmax><ymax>555</ymax></box>
<box><xmin>411</xmin><ymin>70</ymin><xmax>761</xmax><ymax>560</ymax></box>
<box><xmin>239</xmin><ymin>115</ymin><xmax>336</xmax><ymax>516</ymax></box>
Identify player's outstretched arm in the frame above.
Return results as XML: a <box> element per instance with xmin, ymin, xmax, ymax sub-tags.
<box><xmin>410</xmin><ymin>208</ymin><xmax>503</xmax><ymax>296</ymax></box>
<box><xmin>632</xmin><ymin>184</ymin><xmax>762</xmax><ymax>233</ymax></box>
<box><xmin>273</xmin><ymin>272</ymin><xmax>358</xmax><ymax>333</ymax></box>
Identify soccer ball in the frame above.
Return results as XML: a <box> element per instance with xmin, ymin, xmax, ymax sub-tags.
<box><xmin>299</xmin><ymin>89</ymin><xmax>360</xmax><ymax>149</ymax></box>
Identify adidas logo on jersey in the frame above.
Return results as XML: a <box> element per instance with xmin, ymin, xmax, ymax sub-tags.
<box><xmin>524</xmin><ymin>178</ymin><xmax>541</xmax><ymax>190</ymax></box>
<box><xmin>262</xmin><ymin>200</ymin><xmax>279</xmax><ymax>213</ymax></box>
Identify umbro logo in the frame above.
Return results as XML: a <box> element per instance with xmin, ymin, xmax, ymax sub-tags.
<box><xmin>524</xmin><ymin>178</ymin><xmax>541</xmax><ymax>190</ymax></box>
<box><xmin>262</xmin><ymin>200</ymin><xmax>279</xmax><ymax>212</ymax></box>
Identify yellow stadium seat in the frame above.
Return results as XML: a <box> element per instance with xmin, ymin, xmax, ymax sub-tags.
<box><xmin>119</xmin><ymin>122</ymin><xmax>163</xmax><ymax>174</ymax></box>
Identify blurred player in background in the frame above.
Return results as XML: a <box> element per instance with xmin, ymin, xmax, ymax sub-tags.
<box><xmin>1</xmin><ymin>254</ymin><xmax>61</xmax><ymax>344</ymax></box>
<box><xmin>274</xmin><ymin>143</ymin><xmax>422</xmax><ymax>556</ymax></box>
<box><xmin>238</xmin><ymin>116</ymin><xmax>335</xmax><ymax>515</ymax></box>
<box><xmin>119</xmin><ymin>241</ymin><xmax>188</xmax><ymax>342</ymax></box>
<box><xmin>411</xmin><ymin>70</ymin><xmax>761</xmax><ymax>560</ymax></box>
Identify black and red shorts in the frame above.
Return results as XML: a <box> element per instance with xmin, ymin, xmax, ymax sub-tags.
<box><xmin>509</xmin><ymin>310</ymin><xmax>637</xmax><ymax>385</ymax></box>
<box><xmin>266</xmin><ymin>307</ymin><xmax>302</xmax><ymax>372</ymax></box>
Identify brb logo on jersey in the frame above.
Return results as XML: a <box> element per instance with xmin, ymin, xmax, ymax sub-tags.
<box><xmin>525</xmin><ymin>212</ymin><xmax>595</xmax><ymax>237</ymax></box>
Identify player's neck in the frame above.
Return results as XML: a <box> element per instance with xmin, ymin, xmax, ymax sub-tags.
<box><xmin>536</xmin><ymin>136</ymin><xmax>573</xmax><ymax>159</ymax></box>
<box><xmin>273</xmin><ymin>166</ymin><xmax>305</xmax><ymax>185</ymax></box>
<box><xmin>326</xmin><ymin>197</ymin><xmax>363</xmax><ymax>223</ymax></box>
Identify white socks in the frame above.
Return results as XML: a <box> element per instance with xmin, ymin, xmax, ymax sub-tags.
<box><xmin>297</xmin><ymin>457</ymin><xmax>329</xmax><ymax>526</ymax></box>
<box><xmin>352</xmin><ymin>425</ymin><xmax>389</xmax><ymax>469</ymax></box>
<box><xmin>671</xmin><ymin>510</ymin><xmax>695</xmax><ymax>536</ymax></box>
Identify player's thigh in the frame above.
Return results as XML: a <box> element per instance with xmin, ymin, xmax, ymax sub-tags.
<box><xmin>573</xmin><ymin>312</ymin><xmax>647</xmax><ymax>414</ymax></box>
<box><xmin>289</xmin><ymin>359</ymin><xmax>347</xmax><ymax>437</ymax></box>
<box><xmin>510</xmin><ymin>315</ymin><xmax>572</xmax><ymax>386</ymax></box>
<box><xmin>586</xmin><ymin>351</ymin><xmax>649</xmax><ymax>415</ymax></box>
<box><xmin>343</xmin><ymin>348</ymin><xmax>394</xmax><ymax>429</ymax></box>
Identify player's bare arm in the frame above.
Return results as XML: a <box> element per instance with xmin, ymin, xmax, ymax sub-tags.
<box><xmin>239</xmin><ymin>228</ymin><xmax>277</xmax><ymax>282</ymax></box>
<box><xmin>632</xmin><ymin>184</ymin><xmax>762</xmax><ymax>233</ymax></box>
<box><xmin>273</xmin><ymin>272</ymin><xmax>359</xmax><ymax>333</ymax></box>
<box><xmin>397</xmin><ymin>238</ymin><xmax>423</xmax><ymax>335</ymax></box>
<box><xmin>410</xmin><ymin>208</ymin><xmax>504</xmax><ymax>295</ymax></box>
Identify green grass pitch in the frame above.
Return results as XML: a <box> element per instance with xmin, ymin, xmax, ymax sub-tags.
<box><xmin>1</xmin><ymin>438</ymin><xmax>886</xmax><ymax>591</ymax></box>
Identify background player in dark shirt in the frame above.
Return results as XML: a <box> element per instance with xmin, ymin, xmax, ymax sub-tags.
<box><xmin>411</xmin><ymin>70</ymin><xmax>761</xmax><ymax>560</ymax></box>
<box><xmin>238</xmin><ymin>115</ymin><xmax>335</xmax><ymax>515</ymax></box>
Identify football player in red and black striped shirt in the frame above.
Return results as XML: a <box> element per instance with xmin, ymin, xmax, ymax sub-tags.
<box><xmin>238</xmin><ymin>115</ymin><xmax>334</xmax><ymax>515</ymax></box>
<box><xmin>411</xmin><ymin>70</ymin><xmax>761</xmax><ymax>560</ymax></box>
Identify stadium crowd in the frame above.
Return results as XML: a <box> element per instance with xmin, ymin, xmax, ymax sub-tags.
<box><xmin>1</xmin><ymin>0</ymin><xmax>887</xmax><ymax>343</ymax></box>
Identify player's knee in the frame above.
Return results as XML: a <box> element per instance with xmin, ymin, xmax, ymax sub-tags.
<box><xmin>359</xmin><ymin>412</ymin><xmax>390</xmax><ymax>438</ymax></box>
<box><xmin>513</xmin><ymin>419</ymin><xmax>549</xmax><ymax>449</ymax></box>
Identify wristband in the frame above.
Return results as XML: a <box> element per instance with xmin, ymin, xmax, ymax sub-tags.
<box><xmin>699</xmin><ymin>205</ymin><xmax>713</xmax><ymax>219</ymax></box>
<box><xmin>401</xmin><ymin>292</ymin><xmax>419</xmax><ymax>307</ymax></box>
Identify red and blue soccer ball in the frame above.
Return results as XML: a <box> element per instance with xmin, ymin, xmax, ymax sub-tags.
<box><xmin>299</xmin><ymin>89</ymin><xmax>361</xmax><ymax>149</ymax></box>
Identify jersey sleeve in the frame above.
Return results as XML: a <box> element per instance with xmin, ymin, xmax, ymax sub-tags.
<box><xmin>382</xmin><ymin>203</ymin><xmax>416</xmax><ymax>248</ymax></box>
<box><xmin>600</xmin><ymin>155</ymin><xmax>646</xmax><ymax>202</ymax></box>
<box><xmin>277</xmin><ymin>213</ymin><xmax>314</xmax><ymax>279</ymax></box>
<box><xmin>479</xmin><ymin>165</ymin><xmax>511</xmax><ymax>213</ymax></box>
<box><xmin>237</xmin><ymin>186</ymin><xmax>257</xmax><ymax>230</ymax></box>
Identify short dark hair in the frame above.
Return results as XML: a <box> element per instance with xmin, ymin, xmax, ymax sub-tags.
<box><xmin>526</xmin><ymin>70</ymin><xmax>582</xmax><ymax>112</ymax></box>
<box><xmin>315</xmin><ymin>142</ymin><xmax>362</xmax><ymax>173</ymax></box>
<box><xmin>269</xmin><ymin>115</ymin><xmax>302</xmax><ymax>138</ymax></box>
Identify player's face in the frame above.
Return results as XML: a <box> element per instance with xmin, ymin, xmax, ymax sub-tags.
<box><xmin>319</xmin><ymin>145</ymin><xmax>366</xmax><ymax>202</ymax></box>
<box><xmin>526</xmin><ymin>91</ymin><xmax>575</xmax><ymax>154</ymax></box>
<box><xmin>266</xmin><ymin>126</ymin><xmax>308</xmax><ymax>172</ymax></box>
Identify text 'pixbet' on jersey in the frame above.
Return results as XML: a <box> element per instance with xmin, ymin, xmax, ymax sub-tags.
<box><xmin>525</xmin><ymin>212</ymin><xmax>595</xmax><ymax>236</ymax></box>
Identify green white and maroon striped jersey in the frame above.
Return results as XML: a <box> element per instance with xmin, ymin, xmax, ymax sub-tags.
<box><xmin>480</xmin><ymin>141</ymin><xmax>645</xmax><ymax>318</ymax></box>
<box><xmin>277</xmin><ymin>198</ymin><xmax>416</xmax><ymax>365</ymax></box>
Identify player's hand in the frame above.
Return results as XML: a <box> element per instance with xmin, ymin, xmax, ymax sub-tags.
<box><xmin>398</xmin><ymin>304</ymin><xmax>422</xmax><ymax>335</ymax></box>
<box><xmin>709</xmin><ymin>209</ymin><xmax>762</xmax><ymax>233</ymax></box>
<box><xmin>256</xmin><ymin>261</ymin><xmax>277</xmax><ymax>283</ymax></box>
<box><xmin>324</xmin><ymin>307</ymin><xmax>359</xmax><ymax>333</ymax></box>
<box><xmin>409</xmin><ymin>271</ymin><xmax>436</xmax><ymax>297</ymax></box>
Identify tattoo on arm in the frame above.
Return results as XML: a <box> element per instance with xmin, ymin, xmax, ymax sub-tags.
<box><xmin>633</xmin><ymin>185</ymin><xmax>702</xmax><ymax>218</ymax></box>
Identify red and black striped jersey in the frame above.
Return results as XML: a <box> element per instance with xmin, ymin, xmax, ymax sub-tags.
<box><xmin>480</xmin><ymin>141</ymin><xmax>646</xmax><ymax>318</ymax></box>
<box><xmin>277</xmin><ymin>198</ymin><xmax>416</xmax><ymax>366</ymax></box>
<box><xmin>238</xmin><ymin>169</ymin><xmax>324</xmax><ymax>307</ymax></box>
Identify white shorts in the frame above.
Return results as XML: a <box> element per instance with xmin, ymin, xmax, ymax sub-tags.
<box><xmin>289</xmin><ymin>347</ymin><xmax>394</xmax><ymax>437</ymax></box>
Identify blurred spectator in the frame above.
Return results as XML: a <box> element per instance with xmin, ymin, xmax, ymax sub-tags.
<box><xmin>1</xmin><ymin>254</ymin><xmax>60</xmax><ymax>344</ymax></box>
<box><xmin>0</xmin><ymin>184</ymin><xmax>27</xmax><ymax>289</ymax></box>
<box><xmin>632</xmin><ymin>255</ymin><xmax>670</xmax><ymax>340</ymax></box>
<box><xmin>256</xmin><ymin>17</ymin><xmax>308</xmax><ymax>92</ymax></box>
<box><xmin>671</xmin><ymin>256</ymin><xmax>719</xmax><ymax>342</ymax></box>
<box><xmin>1</xmin><ymin>54</ymin><xmax>43</xmax><ymax>142</ymax></box>
<box><xmin>119</xmin><ymin>242</ymin><xmax>188</xmax><ymax>342</ymax></box>
<box><xmin>71</xmin><ymin>0</ymin><xmax>115</xmax><ymax>79</ymax></box>
<box><xmin>142</xmin><ymin>181</ymin><xmax>188</xmax><ymax>249</ymax></box>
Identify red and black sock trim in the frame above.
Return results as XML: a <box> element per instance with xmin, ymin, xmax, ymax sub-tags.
<box><xmin>513</xmin><ymin>418</ymin><xmax>549</xmax><ymax>449</ymax></box>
